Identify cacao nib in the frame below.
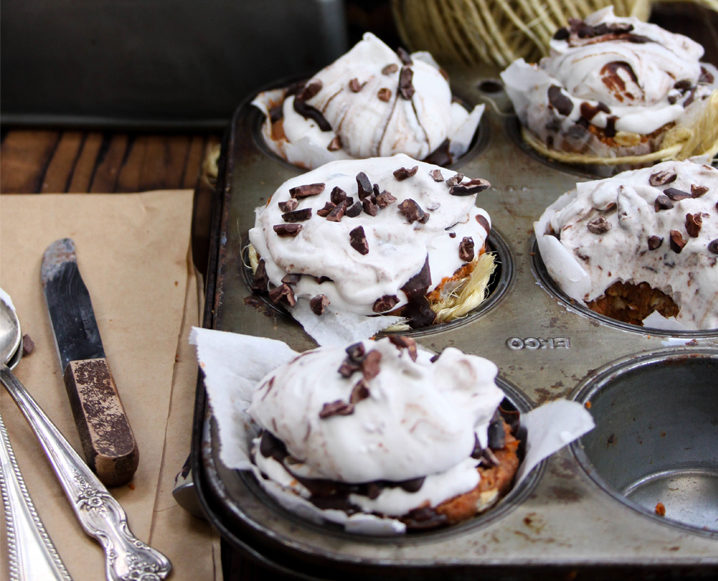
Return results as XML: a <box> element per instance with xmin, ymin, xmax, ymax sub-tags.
<box><xmin>278</xmin><ymin>199</ymin><xmax>298</xmax><ymax>212</ymax></box>
<box><xmin>350</xmin><ymin>379</ymin><xmax>370</xmax><ymax>404</ymax></box>
<box><xmin>356</xmin><ymin>172</ymin><xmax>373</xmax><ymax>199</ymax></box>
<box><xmin>445</xmin><ymin>173</ymin><xmax>464</xmax><ymax>187</ymax></box>
<box><xmin>691</xmin><ymin>184</ymin><xmax>709</xmax><ymax>198</ymax></box>
<box><xmin>398</xmin><ymin>198</ymin><xmax>429</xmax><ymax>223</ymax></box>
<box><xmin>361</xmin><ymin>350</ymin><xmax>382</xmax><ymax>380</ymax></box>
<box><xmin>349</xmin><ymin>226</ymin><xmax>369</xmax><ymax>254</ymax></box>
<box><xmin>459</xmin><ymin>236</ymin><xmax>475</xmax><ymax>262</ymax></box>
<box><xmin>393</xmin><ymin>166</ymin><xmax>418</xmax><ymax>181</ymax></box>
<box><xmin>388</xmin><ymin>335</ymin><xmax>418</xmax><ymax>361</ymax></box>
<box><xmin>664</xmin><ymin>187</ymin><xmax>692</xmax><ymax>201</ymax></box>
<box><xmin>345</xmin><ymin>342</ymin><xmax>366</xmax><ymax>362</ymax></box>
<box><xmin>686</xmin><ymin>213</ymin><xmax>702</xmax><ymax>237</ymax></box>
<box><xmin>669</xmin><ymin>230</ymin><xmax>686</xmax><ymax>253</ymax></box>
<box><xmin>310</xmin><ymin>294</ymin><xmax>329</xmax><ymax>315</ymax></box>
<box><xmin>345</xmin><ymin>201</ymin><xmax>363</xmax><ymax>217</ymax></box>
<box><xmin>430</xmin><ymin>169</ymin><xmax>444</xmax><ymax>182</ymax></box>
<box><xmin>348</xmin><ymin>78</ymin><xmax>363</xmax><ymax>92</ymax></box>
<box><xmin>450</xmin><ymin>178</ymin><xmax>491</xmax><ymax>196</ymax></box>
<box><xmin>319</xmin><ymin>400</ymin><xmax>354</xmax><ymax>419</ymax></box>
<box><xmin>326</xmin><ymin>200</ymin><xmax>349</xmax><ymax>222</ymax></box>
<box><xmin>252</xmin><ymin>259</ymin><xmax>269</xmax><ymax>291</ymax></box>
<box><xmin>654</xmin><ymin>195</ymin><xmax>674</xmax><ymax>211</ymax></box>
<box><xmin>377</xmin><ymin>88</ymin><xmax>392</xmax><ymax>102</ymax></box>
<box><xmin>587</xmin><ymin>216</ymin><xmax>611</xmax><ymax>234</ymax></box>
<box><xmin>647</xmin><ymin>235</ymin><xmax>663</xmax><ymax>250</ymax></box>
<box><xmin>373</xmin><ymin>294</ymin><xmax>400</xmax><ymax>313</ymax></box>
<box><xmin>548</xmin><ymin>85</ymin><xmax>573</xmax><ymax>116</ymax></box>
<box><xmin>317</xmin><ymin>202</ymin><xmax>336</xmax><ymax>217</ymax></box>
<box><xmin>362</xmin><ymin>197</ymin><xmax>378</xmax><ymax>216</ymax></box>
<box><xmin>401</xmin><ymin>257</ymin><xmax>431</xmax><ymax>299</ymax></box>
<box><xmin>293</xmin><ymin>98</ymin><xmax>332</xmax><ymax>131</ymax></box>
<box><xmin>375</xmin><ymin>190</ymin><xmax>397</xmax><ymax>208</ymax></box>
<box><xmin>268</xmin><ymin>283</ymin><xmax>296</xmax><ymax>306</ymax></box>
<box><xmin>330</xmin><ymin>186</ymin><xmax>348</xmax><ymax>204</ymax></box>
<box><xmin>298</xmin><ymin>80</ymin><xmax>322</xmax><ymax>101</ymax></box>
<box><xmin>282</xmin><ymin>208</ymin><xmax>312</xmax><ymax>222</ymax></box>
<box><xmin>475</xmin><ymin>214</ymin><xmax>491</xmax><ymax>233</ymax></box>
<box><xmin>649</xmin><ymin>170</ymin><xmax>677</xmax><ymax>187</ymax></box>
<box><xmin>397</xmin><ymin>46</ymin><xmax>412</xmax><ymax>65</ymax></box>
<box><xmin>338</xmin><ymin>360</ymin><xmax>361</xmax><ymax>378</ymax></box>
<box><xmin>399</xmin><ymin>66</ymin><xmax>415</xmax><ymax>100</ymax></box>
<box><xmin>290</xmin><ymin>183</ymin><xmax>325</xmax><ymax>198</ymax></box>
<box><xmin>273</xmin><ymin>223</ymin><xmax>303</xmax><ymax>237</ymax></box>
<box><xmin>327</xmin><ymin>136</ymin><xmax>342</xmax><ymax>151</ymax></box>
<box><xmin>382</xmin><ymin>63</ymin><xmax>399</xmax><ymax>75</ymax></box>
<box><xmin>281</xmin><ymin>273</ymin><xmax>301</xmax><ymax>285</ymax></box>
<box><xmin>708</xmin><ymin>239</ymin><xmax>718</xmax><ymax>254</ymax></box>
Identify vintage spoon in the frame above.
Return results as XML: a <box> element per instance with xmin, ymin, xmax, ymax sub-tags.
<box><xmin>0</xmin><ymin>292</ymin><xmax>171</xmax><ymax>581</ymax></box>
<box><xmin>0</xmin><ymin>293</ymin><xmax>72</xmax><ymax>580</ymax></box>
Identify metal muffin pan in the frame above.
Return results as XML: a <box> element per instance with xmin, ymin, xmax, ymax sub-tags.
<box><xmin>192</xmin><ymin>66</ymin><xmax>718</xmax><ymax>578</ymax></box>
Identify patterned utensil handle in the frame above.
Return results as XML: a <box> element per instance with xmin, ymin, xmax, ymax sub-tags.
<box><xmin>0</xmin><ymin>366</ymin><xmax>171</xmax><ymax>581</ymax></box>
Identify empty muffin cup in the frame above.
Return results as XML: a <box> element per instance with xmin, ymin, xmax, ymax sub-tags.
<box><xmin>572</xmin><ymin>348</ymin><xmax>718</xmax><ymax>535</ymax></box>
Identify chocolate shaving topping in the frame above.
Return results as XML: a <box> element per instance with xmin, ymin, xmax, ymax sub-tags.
<box><xmin>327</xmin><ymin>135</ymin><xmax>342</xmax><ymax>151</ymax></box>
<box><xmin>548</xmin><ymin>85</ymin><xmax>573</xmax><ymax>116</ymax></box>
<box><xmin>290</xmin><ymin>183</ymin><xmax>325</xmax><ymax>198</ymax></box>
<box><xmin>282</xmin><ymin>208</ymin><xmax>312</xmax><ymax>222</ymax></box>
<box><xmin>399</xmin><ymin>66</ymin><xmax>415</xmax><ymax>100</ymax></box>
<box><xmin>393</xmin><ymin>166</ymin><xmax>418</xmax><ymax>181</ymax></box>
<box><xmin>664</xmin><ymin>187</ymin><xmax>692</xmax><ymax>201</ymax></box>
<box><xmin>654</xmin><ymin>195</ymin><xmax>674</xmax><ymax>212</ymax></box>
<box><xmin>430</xmin><ymin>169</ymin><xmax>444</xmax><ymax>182</ymax></box>
<box><xmin>398</xmin><ymin>198</ymin><xmax>429</xmax><ymax>223</ymax></box>
<box><xmin>361</xmin><ymin>350</ymin><xmax>382</xmax><ymax>381</ymax></box>
<box><xmin>388</xmin><ymin>335</ymin><xmax>418</xmax><ymax>361</ymax></box>
<box><xmin>345</xmin><ymin>201</ymin><xmax>362</xmax><ymax>217</ymax></box>
<box><xmin>349</xmin><ymin>225</ymin><xmax>369</xmax><ymax>254</ymax></box>
<box><xmin>686</xmin><ymin>213</ymin><xmax>702</xmax><ymax>237</ymax></box>
<box><xmin>708</xmin><ymin>239</ymin><xmax>718</xmax><ymax>254</ymax></box>
<box><xmin>319</xmin><ymin>400</ymin><xmax>354</xmax><ymax>419</ymax></box>
<box><xmin>649</xmin><ymin>170</ymin><xmax>677</xmax><ymax>187</ymax></box>
<box><xmin>317</xmin><ymin>202</ymin><xmax>335</xmax><ymax>217</ymax></box>
<box><xmin>356</xmin><ymin>172</ymin><xmax>373</xmax><ymax>199</ymax></box>
<box><xmin>375</xmin><ymin>190</ymin><xmax>397</xmax><ymax>208</ymax></box>
<box><xmin>362</xmin><ymin>197</ymin><xmax>378</xmax><ymax>216</ymax></box>
<box><xmin>273</xmin><ymin>223</ymin><xmax>302</xmax><ymax>237</ymax></box>
<box><xmin>450</xmin><ymin>178</ymin><xmax>491</xmax><ymax>196</ymax></box>
<box><xmin>330</xmin><ymin>186</ymin><xmax>348</xmax><ymax>204</ymax></box>
<box><xmin>281</xmin><ymin>273</ymin><xmax>301</xmax><ymax>285</ymax></box>
<box><xmin>373</xmin><ymin>294</ymin><xmax>399</xmax><ymax>313</ymax></box>
<box><xmin>587</xmin><ymin>216</ymin><xmax>611</xmax><ymax>234</ymax></box>
<box><xmin>475</xmin><ymin>214</ymin><xmax>491</xmax><ymax>233</ymax></box>
<box><xmin>298</xmin><ymin>80</ymin><xmax>322</xmax><ymax>101</ymax></box>
<box><xmin>382</xmin><ymin>63</ymin><xmax>398</xmax><ymax>75</ymax></box>
<box><xmin>310</xmin><ymin>294</ymin><xmax>329</xmax><ymax>315</ymax></box>
<box><xmin>350</xmin><ymin>379</ymin><xmax>370</xmax><ymax>404</ymax></box>
<box><xmin>377</xmin><ymin>88</ymin><xmax>392</xmax><ymax>102</ymax></box>
<box><xmin>293</xmin><ymin>98</ymin><xmax>332</xmax><ymax>131</ymax></box>
<box><xmin>445</xmin><ymin>173</ymin><xmax>464</xmax><ymax>187</ymax></box>
<box><xmin>268</xmin><ymin>283</ymin><xmax>296</xmax><ymax>306</ymax></box>
<box><xmin>278</xmin><ymin>199</ymin><xmax>298</xmax><ymax>212</ymax></box>
<box><xmin>669</xmin><ymin>230</ymin><xmax>686</xmax><ymax>253</ymax></box>
<box><xmin>348</xmin><ymin>78</ymin><xmax>363</xmax><ymax>92</ymax></box>
<box><xmin>691</xmin><ymin>184</ymin><xmax>709</xmax><ymax>198</ymax></box>
<box><xmin>647</xmin><ymin>235</ymin><xmax>663</xmax><ymax>250</ymax></box>
<box><xmin>459</xmin><ymin>236</ymin><xmax>475</xmax><ymax>262</ymax></box>
<box><xmin>397</xmin><ymin>46</ymin><xmax>412</xmax><ymax>65</ymax></box>
<box><xmin>401</xmin><ymin>256</ymin><xmax>431</xmax><ymax>299</ymax></box>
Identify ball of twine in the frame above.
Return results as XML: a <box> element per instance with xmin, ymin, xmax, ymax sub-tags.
<box><xmin>391</xmin><ymin>0</ymin><xmax>717</xmax><ymax>67</ymax></box>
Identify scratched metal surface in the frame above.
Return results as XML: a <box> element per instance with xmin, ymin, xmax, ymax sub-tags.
<box><xmin>194</xmin><ymin>62</ymin><xmax>718</xmax><ymax>577</ymax></box>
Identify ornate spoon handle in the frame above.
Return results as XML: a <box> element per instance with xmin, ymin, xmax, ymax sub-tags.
<box><xmin>0</xmin><ymin>405</ymin><xmax>72</xmax><ymax>580</ymax></box>
<box><xmin>0</xmin><ymin>366</ymin><xmax>171</xmax><ymax>581</ymax></box>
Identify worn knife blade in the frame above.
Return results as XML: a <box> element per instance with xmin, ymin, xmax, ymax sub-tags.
<box><xmin>41</xmin><ymin>238</ymin><xmax>139</xmax><ymax>487</ymax></box>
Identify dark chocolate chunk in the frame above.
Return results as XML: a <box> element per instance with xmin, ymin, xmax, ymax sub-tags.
<box><xmin>475</xmin><ymin>214</ymin><xmax>491</xmax><ymax>234</ymax></box>
<box><xmin>488</xmin><ymin>415</ymin><xmax>505</xmax><ymax>449</ymax></box>
<box><xmin>459</xmin><ymin>236</ymin><xmax>475</xmax><ymax>262</ymax></box>
<box><xmin>327</xmin><ymin>136</ymin><xmax>342</xmax><ymax>151</ymax></box>
<box><xmin>587</xmin><ymin>216</ymin><xmax>611</xmax><ymax>234</ymax></box>
<box><xmin>449</xmin><ymin>178</ymin><xmax>491</xmax><ymax>196</ymax></box>
<box><xmin>319</xmin><ymin>400</ymin><xmax>354</xmax><ymax>419</ymax></box>
<box><xmin>708</xmin><ymin>239</ymin><xmax>718</xmax><ymax>254</ymax></box>
<box><xmin>362</xmin><ymin>197</ymin><xmax>378</xmax><ymax>216</ymax></box>
<box><xmin>273</xmin><ymin>223</ymin><xmax>303</xmax><ymax>237</ymax></box>
<box><xmin>377</xmin><ymin>88</ymin><xmax>392</xmax><ymax>102</ymax></box>
<box><xmin>259</xmin><ymin>430</ymin><xmax>288</xmax><ymax>461</ymax></box>
<box><xmin>649</xmin><ymin>170</ymin><xmax>677</xmax><ymax>187</ymax></box>
<box><xmin>350</xmin><ymin>379</ymin><xmax>371</xmax><ymax>404</ymax></box>
<box><xmin>310</xmin><ymin>294</ymin><xmax>329</xmax><ymax>315</ymax></box>
<box><xmin>382</xmin><ymin>63</ymin><xmax>399</xmax><ymax>75</ymax></box>
<box><xmin>252</xmin><ymin>259</ymin><xmax>269</xmax><ymax>292</ymax></box>
<box><xmin>348</xmin><ymin>78</ymin><xmax>363</xmax><ymax>92</ymax></box>
<box><xmin>654</xmin><ymin>195</ymin><xmax>674</xmax><ymax>212</ymax></box>
<box><xmin>674</xmin><ymin>79</ymin><xmax>692</xmax><ymax>92</ymax></box>
<box><xmin>349</xmin><ymin>226</ymin><xmax>369</xmax><ymax>254</ymax></box>
<box><xmin>399</xmin><ymin>66</ymin><xmax>415</xmax><ymax>100</ymax></box>
<box><xmin>548</xmin><ymin>85</ymin><xmax>573</xmax><ymax>116</ymax></box>
<box><xmin>281</xmin><ymin>273</ymin><xmax>301</xmax><ymax>285</ymax></box>
<box><xmin>372</xmin><ymin>294</ymin><xmax>399</xmax><ymax>313</ymax></box>
<box><xmin>356</xmin><ymin>172</ymin><xmax>373</xmax><ymax>199</ymax></box>
<box><xmin>647</xmin><ymin>235</ymin><xmax>663</xmax><ymax>250</ymax></box>
<box><xmin>686</xmin><ymin>213</ymin><xmax>702</xmax><ymax>237</ymax></box>
<box><xmin>317</xmin><ymin>202</ymin><xmax>336</xmax><ymax>217</ymax></box>
<box><xmin>403</xmin><ymin>297</ymin><xmax>436</xmax><ymax>328</ymax></box>
<box><xmin>553</xmin><ymin>26</ymin><xmax>569</xmax><ymax>40</ymax></box>
<box><xmin>345</xmin><ymin>201</ymin><xmax>363</xmax><ymax>217</ymax></box>
<box><xmin>401</xmin><ymin>256</ymin><xmax>431</xmax><ymax>299</ymax></box>
<box><xmin>669</xmin><ymin>230</ymin><xmax>686</xmax><ymax>253</ymax></box>
<box><xmin>398</xmin><ymin>198</ymin><xmax>428</xmax><ymax>223</ymax></box>
<box><xmin>691</xmin><ymin>184</ymin><xmax>709</xmax><ymax>198</ymax></box>
<box><xmin>393</xmin><ymin>166</ymin><xmax>418</xmax><ymax>181</ymax></box>
<box><xmin>664</xmin><ymin>187</ymin><xmax>692</xmax><ymax>201</ymax></box>
<box><xmin>397</xmin><ymin>46</ymin><xmax>412</xmax><ymax>65</ymax></box>
<box><xmin>361</xmin><ymin>350</ymin><xmax>382</xmax><ymax>381</ymax></box>
<box><xmin>289</xmin><ymin>183</ymin><xmax>325</xmax><ymax>198</ymax></box>
<box><xmin>282</xmin><ymin>208</ymin><xmax>312</xmax><ymax>222</ymax></box>
<box><xmin>268</xmin><ymin>283</ymin><xmax>296</xmax><ymax>306</ymax></box>
<box><xmin>345</xmin><ymin>342</ymin><xmax>366</xmax><ymax>362</ymax></box>
<box><xmin>403</xmin><ymin>507</ymin><xmax>447</xmax><ymax>530</ymax></box>
<box><xmin>375</xmin><ymin>190</ymin><xmax>397</xmax><ymax>208</ymax></box>
<box><xmin>388</xmin><ymin>335</ymin><xmax>418</xmax><ymax>361</ymax></box>
<box><xmin>399</xmin><ymin>477</ymin><xmax>425</xmax><ymax>493</ymax></box>
<box><xmin>278</xmin><ymin>199</ymin><xmax>298</xmax><ymax>212</ymax></box>
<box><xmin>293</xmin><ymin>98</ymin><xmax>332</xmax><ymax>131</ymax></box>
<box><xmin>298</xmin><ymin>80</ymin><xmax>322</xmax><ymax>101</ymax></box>
<box><xmin>430</xmin><ymin>169</ymin><xmax>444</xmax><ymax>182</ymax></box>
<box><xmin>330</xmin><ymin>186</ymin><xmax>348</xmax><ymax>204</ymax></box>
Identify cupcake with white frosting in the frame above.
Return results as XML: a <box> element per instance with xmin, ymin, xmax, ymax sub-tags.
<box><xmin>501</xmin><ymin>7</ymin><xmax>718</xmax><ymax>166</ymax></box>
<box><xmin>252</xmin><ymin>33</ymin><xmax>484</xmax><ymax>169</ymax></box>
<box><xmin>535</xmin><ymin>159</ymin><xmax>718</xmax><ymax>330</ymax></box>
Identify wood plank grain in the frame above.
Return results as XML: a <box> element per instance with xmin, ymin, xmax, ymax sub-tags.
<box><xmin>89</xmin><ymin>134</ymin><xmax>131</xmax><ymax>193</ymax></box>
<box><xmin>0</xmin><ymin>130</ymin><xmax>59</xmax><ymax>192</ymax></box>
<box><xmin>41</xmin><ymin>131</ymin><xmax>85</xmax><ymax>192</ymax></box>
<box><xmin>67</xmin><ymin>132</ymin><xmax>104</xmax><ymax>192</ymax></box>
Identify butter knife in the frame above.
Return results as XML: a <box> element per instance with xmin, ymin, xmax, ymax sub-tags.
<box><xmin>41</xmin><ymin>238</ymin><xmax>138</xmax><ymax>487</ymax></box>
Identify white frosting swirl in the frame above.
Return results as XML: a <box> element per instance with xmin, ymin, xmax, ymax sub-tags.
<box><xmin>535</xmin><ymin>160</ymin><xmax>718</xmax><ymax>330</ymax></box>
<box><xmin>248</xmin><ymin>154</ymin><xmax>492</xmax><ymax>320</ymax></box>
<box><xmin>501</xmin><ymin>7</ymin><xmax>718</xmax><ymax>158</ymax></box>
<box><xmin>248</xmin><ymin>337</ymin><xmax>504</xmax><ymax>487</ymax></box>
<box><xmin>252</xmin><ymin>33</ymin><xmax>484</xmax><ymax>169</ymax></box>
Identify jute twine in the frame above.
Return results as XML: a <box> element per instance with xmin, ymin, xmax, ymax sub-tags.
<box><xmin>391</xmin><ymin>0</ymin><xmax>718</xmax><ymax>67</ymax></box>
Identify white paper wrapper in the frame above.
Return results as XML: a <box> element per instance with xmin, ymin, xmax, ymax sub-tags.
<box><xmin>190</xmin><ymin>327</ymin><xmax>594</xmax><ymax>535</ymax></box>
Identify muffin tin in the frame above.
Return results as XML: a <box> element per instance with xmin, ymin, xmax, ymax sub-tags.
<box><xmin>192</xmin><ymin>63</ymin><xmax>718</xmax><ymax>578</ymax></box>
